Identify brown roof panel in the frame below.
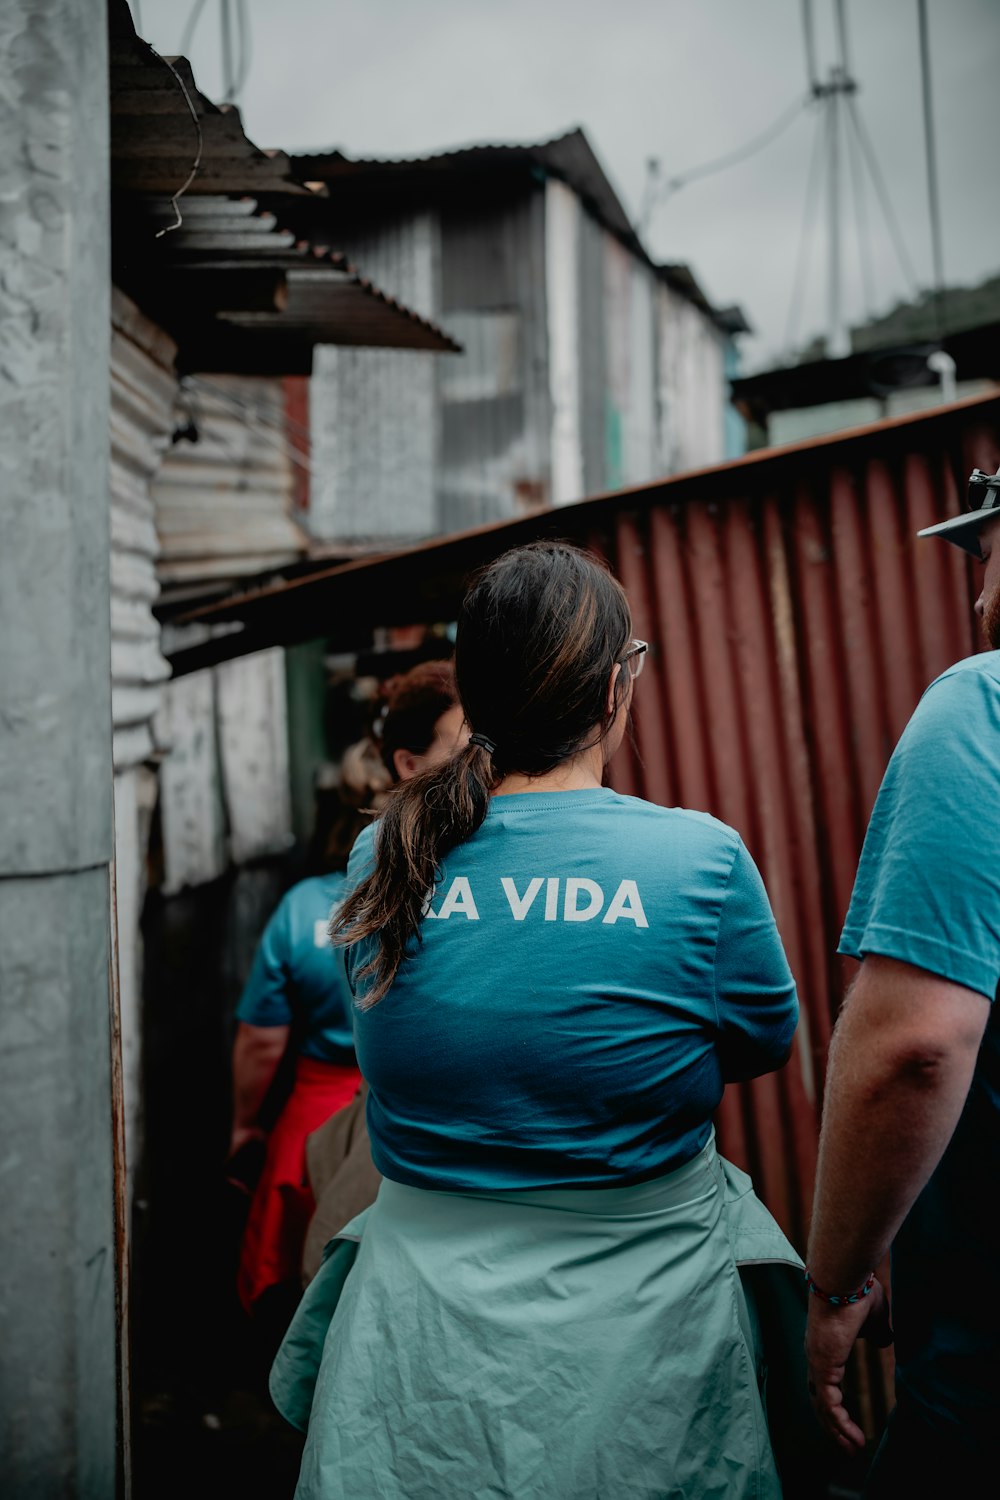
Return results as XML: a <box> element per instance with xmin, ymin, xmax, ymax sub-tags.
<box><xmin>108</xmin><ymin>1</ymin><xmax>460</xmax><ymax>369</ymax></box>
<box><xmin>288</xmin><ymin>129</ymin><xmax>640</xmax><ymax>252</ymax></box>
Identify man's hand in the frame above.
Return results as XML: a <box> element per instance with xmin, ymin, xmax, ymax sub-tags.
<box><xmin>227</xmin><ymin>1123</ymin><xmax>268</xmax><ymax>1162</ymax></box>
<box><xmin>805</xmin><ymin>1279</ymin><xmax>892</xmax><ymax>1453</ymax></box>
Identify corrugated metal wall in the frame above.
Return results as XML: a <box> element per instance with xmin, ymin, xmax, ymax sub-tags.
<box><xmin>309</xmin><ymin>215</ymin><xmax>440</xmax><ymax>543</ymax></box>
<box><xmin>655</xmin><ymin>282</ymin><xmax>728</xmax><ymax>475</ymax></box>
<box><xmin>110</xmin><ymin>288</ymin><xmax>177</xmax><ymax>770</ymax></box>
<box><xmin>153</xmin><ymin>374</ymin><xmax>307</xmax><ymax>583</ymax></box>
<box><xmin>593</xmin><ymin>411</ymin><xmax>999</xmax><ymax>1222</ymax></box>
<box><xmin>439</xmin><ymin>189</ymin><xmax>551</xmax><ymax>529</ymax></box>
<box><xmin>110</xmin><ymin>288</ymin><xmax>178</xmax><ymax>1201</ymax></box>
<box><xmin>586</xmin><ymin>401</ymin><xmax>999</xmax><ymax>1428</ymax></box>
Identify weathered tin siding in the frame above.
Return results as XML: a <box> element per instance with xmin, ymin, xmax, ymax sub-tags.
<box><xmin>439</xmin><ymin>189</ymin><xmax>551</xmax><ymax>528</ymax></box>
<box><xmin>305</xmin><ymin>181</ymin><xmax>732</xmax><ymax>545</ymax></box>
<box><xmin>153</xmin><ymin>374</ymin><xmax>306</xmax><ymax>584</ymax></box>
<box><xmin>309</xmin><ymin>214</ymin><xmax>441</xmax><ymax>543</ymax></box>
<box><xmin>155</xmin><ymin>650</ymin><xmax>294</xmax><ymax>896</ymax></box>
<box><xmin>655</xmin><ymin>281</ymin><xmax>728</xmax><ymax>475</ymax></box>
<box><xmin>110</xmin><ymin>289</ymin><xmax>178</xmax><ymax>1203</ymax></box>
<box><xmin>110</xmin><ymin>289</ymin><xmax>177</xmax><ymax>771</ymax></box>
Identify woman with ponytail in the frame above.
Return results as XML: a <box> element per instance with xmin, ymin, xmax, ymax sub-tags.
<box><xmin>272</xmin><ymin>543</ymin><xmax>805</xmax><ymax>1500</ymax></box>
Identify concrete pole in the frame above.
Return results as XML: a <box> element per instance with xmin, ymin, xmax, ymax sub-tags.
<box><xmin>0</xmin><ymin>1</ymin><xmax>119</xmax><ymax>1495</ymax></box>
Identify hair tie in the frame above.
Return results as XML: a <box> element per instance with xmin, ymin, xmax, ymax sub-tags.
<box><xmin>469</xmin><ymin>732</ymin><xmax>497</xmax><ymax>756</ymax></box>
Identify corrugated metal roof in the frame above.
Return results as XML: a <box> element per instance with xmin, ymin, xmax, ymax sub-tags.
<box><xmin>287</xmin><ymin>132</ymin><xmax>747</xmax><ymax>333</ymax></box>
<box><xmin>290</xmin><ymin>129</ymin><xmax>637</xmax><ymax>247</ymax></box>
<box><xmin>109</xmin><ymin>0</ymin><xmax>310</xmax><ymax>199</ymax></box>
<box><xmin>109</xmin><ymin>3</ymin><xmax>460</xmax><ymax>368</ymax></box>
<box><xmin>114</xmin><ymin>196</ymin><xmax>461</xmax><ymax>371</ymax></box>
<box><xmin>734</xmin><ymin>322</ymin><xmax>1000</xmax><ymax>423</ymax></box>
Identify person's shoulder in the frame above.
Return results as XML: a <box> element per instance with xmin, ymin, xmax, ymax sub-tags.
<box><xmin>350</xmin><ymin>822</ymin><xmax>377</xmax><ymax>859</ymax></box>
<box><xmin>911</xmin><ymin>652</ymin><xmax>1000</xmax><ymax>736</ymax></box>
<box><xmin>345</xmin><ymin>822</ymin><xmax>377</xmax><ymax>883</ymax></box>
<box><xmin>605</xmin><ymin>792</ymin><xmax>742</xmax><ymax>851</ymax></box>
<box><xmin>288</xmin><ymin>872</ymin><xmax>348</xmax><ymax>906</ymax></box>
<box><xmin>923</xmin><ymin>650</ymin><xmax>1000</xmax><ymax>700</ymax></box>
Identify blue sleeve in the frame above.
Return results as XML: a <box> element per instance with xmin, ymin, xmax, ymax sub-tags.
<box><xmin>713</xmin><ymin>840</ymin><xmax>799</xmax><ymax>1079</ymax></box>
<box><xmin>343</xmin><ymin>824</ymin><xmax>378</xmax><ymax>999</ymax></box>
<box><xmin>839</xmin><ymin>661</ymin><xmax>1000</xmax><ymax>1000</ymax></box>
<box><xmin>235</xmin><ymin>894</ymin><xmax>295</xmax><ymax>1028</ymax></box>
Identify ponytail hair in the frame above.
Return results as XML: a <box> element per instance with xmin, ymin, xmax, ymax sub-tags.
<box><xmin>332</xmin><ymin>543</ymin><xmax>632</xmax><ymax>1004</ymax></box>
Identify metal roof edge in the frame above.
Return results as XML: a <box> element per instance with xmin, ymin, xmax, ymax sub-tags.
<box><xmin>174</xmin><ymin>389</ymin><xmax>1000</xmax><ymax>636</ymax></box>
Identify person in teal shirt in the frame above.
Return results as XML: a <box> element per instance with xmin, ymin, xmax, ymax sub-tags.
<box><xmin>231</xmin><ymin>666</ymin><xmax>469</xmax><ymax>1319</ymax></box>
<box><xmin>274</xmin><ymin>542</ymin><xmax>803</xmax><ymax>1500</ymax></box>
<box><xmin>806</xmin><ymin>463</ymin><xmax>1000</xmax><ymax>1494</ymax></box>
<box><xmin>346</xmin><ymin>792</ymin><xmax>796</xmax><ymax>1193</ymax></box>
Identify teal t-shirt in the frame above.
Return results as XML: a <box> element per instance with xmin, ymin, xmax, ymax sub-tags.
<box><xmin>235</xmin><ymin>873</ymin><xmax>355</xmax><ymax>1065</ymax></box>
<box><xmin>839</xmin><ymin>651</ymin><xmax>1000</xmax><ymax>1443</ymax></box>
<box><xmin>344</xmin><ymin>788</ymin><xmax>798</xmax><ymax>1191</ymax></box>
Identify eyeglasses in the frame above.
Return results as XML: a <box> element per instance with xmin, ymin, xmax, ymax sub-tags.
<box><xmin>621</xmin><ymin>639</ymin><xmax>648</xmax><ymax>680</ymax></box>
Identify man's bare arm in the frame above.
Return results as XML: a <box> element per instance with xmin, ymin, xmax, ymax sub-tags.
<box><xmin>229</xmin><ymin>1020</ymin><xmax>291</xmax><ymax>1157</ymax></box>
<box><xmin>806</xmin><ymin>955</ymin><xmax>989</xmax><ymax>1451</ymax></box>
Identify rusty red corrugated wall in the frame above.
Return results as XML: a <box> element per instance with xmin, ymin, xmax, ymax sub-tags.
<box><xmin>592</xmin><ymin>415</ymin><xmax>1000</xmax><ymax>1222</ymax></box>
<box><xmin>578</xmin><ymin>405</ymin><xmax>1000</xmax><ymax>1427</ymax></box>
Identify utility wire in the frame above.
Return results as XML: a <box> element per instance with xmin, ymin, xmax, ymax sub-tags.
<box><xmin>146</xmin><ymin>44</ymin><xmax>203</xmax><ymax>237</ymax></box>
<box><xmin>182</xmin><ymin>377</ymin><xmax>317</xmax><ymax>476</ymax></box>
<box><xmin>800</xmin><ymin>0</ymin><xmax>820</xmax><ymax>93</ymax></box>
<box><xmin>844</xmin><ymin>84</ymin><xmax>876</xmax><ymax>320</ymax></box>
<box><xmin>220</xmin><ymin>0</ymin><xmax>234</xmax><ymax>99</ymax></box>
<box><xmin>845</xmin><ymin>95</ymin><xmax>919</xmax><ymax>297</ymax></box>
<box><xmin>646</xmin><ymin>93</ymin><xmax>811</xmax><ymax>219</ymax></box>
<box><xmin>232</xmin><ymin>0</ymin><xmax>254</xmax><ymax>99</ymax></box>
<box><xmin>917</xmin><ymin>0</ymin><xmax>946</xmax><ymax>334</ymax></box>
<box><xmin>833</xmin><ymin>0</ymin><xmax>852</xmax><ymax>80</ymax></box>
<box><xmin>784</xmin><ymin>102</ymin><xmax>829</xmax><ymax>356</ymax></box>
<box><xmin>180</xmin><ymin>0</ymin><xmax>209</xmax><ymax>57</ymax></box>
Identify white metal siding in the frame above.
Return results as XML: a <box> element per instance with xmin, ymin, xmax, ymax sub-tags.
<box><xmin>155</xmin><ymin>650</ymin><xmax>293</xmax><ymax>895</ymax></box>
<box><xmin>309</xmin><ymin>215</ymin><xmax>439</xmax><ymax>542</ymax></box>
<box><xmin>110</xmin><ymin>289</ymin><xmax>177</xmax><ymax>771</ymax></box>
<box><xmin>601</xmin><ymin>236</ymin><xmax>658</xmax><ymax>489</ymax></box>
<box><xmin>545</xmin><ymin>180</ymin><xmax>584</xmax><ymax>505</ymax></box>
<box><xmin>153</xmin><ymin>375</ymin><xmax>306</xmax><ymax>583</ymax></box>
<box><xmin>656</xmin><ymin>284</ymin><xmax>727</xmax><ymax>473</ymax></box>
<box><xmin>216</xmin><ymin>650</ymin><xmax>293</xmax><ymax>867</ymax></box>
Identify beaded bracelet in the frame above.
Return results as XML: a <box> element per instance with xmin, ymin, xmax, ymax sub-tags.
<box><xmin>804</xmin><ymin>1268</ymin><xmax>877</xmax><ymax>1306</ymax></box>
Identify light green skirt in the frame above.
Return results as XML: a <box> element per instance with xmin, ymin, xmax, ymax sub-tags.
<box><xmin>272</xmin><ymin>1134</ymin><xmax>804</xmax><ymax>1500</ymax></box>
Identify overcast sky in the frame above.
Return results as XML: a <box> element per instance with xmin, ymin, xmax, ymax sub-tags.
<box><xmin>134</xmin><ymin>0</ymin><xmax>999</xmax><ymax>369</ymax></box>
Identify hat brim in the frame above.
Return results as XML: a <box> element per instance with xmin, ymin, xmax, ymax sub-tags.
<box><xmin>916</xmin><ymin>509</ymin><xmax>999</xmax><ymax>559</ymax></box>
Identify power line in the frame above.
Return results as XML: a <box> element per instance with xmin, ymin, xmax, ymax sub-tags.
<box><xmin>833</xmin><ymin>0</ymin><xmax>852</xmax><ymax>80</ymax></box>
<box><xmin>145</xmin><ymin>44</ymin><xmax>204</xmax><ymax>237</ymax></box>
<box><xmin>826</xmin><ymin>76</ymin><xmax>844</xmax><ymax>354</ymax></box>
<box><xmin>220</xmin><ymin>0</ymin><xmax>235</xmax><ymax>98</ymax></box>
<box><xmin>784</xmin><ymin>103</ymin><xmax>828</xmax><ymax>356</ymax></box>
<box><xmin>800</xmin><ymin>0</ymin><xmax>820</xmax><ymax>93</ymax></box>
<box><xmin>845</xmin><ymin>95</ymin><xmax>920</xmax><ymax>297</ymax></box>
<box><xmin>232</xmin><ymin>0</ymin><xmax>254</xmax><ymax>99</ymax></box>
<box><xmin>180</xmin><ymin>0</ymin><xmax>209</xmax><ymax>57</ymax></box>
<box><xmin>844</xmin><ymin>86</ymin><xmax>876</xmax><ymax>320</ymax></box>
<box><xmin>645</xmin><ymin>92</ymin><xmax>811</xmax><ymax>224</ymax></box>
<box><xmin>917</xmin><ymin>0</ymin><xmax>946</xmax><ymax>334</ymax></box>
